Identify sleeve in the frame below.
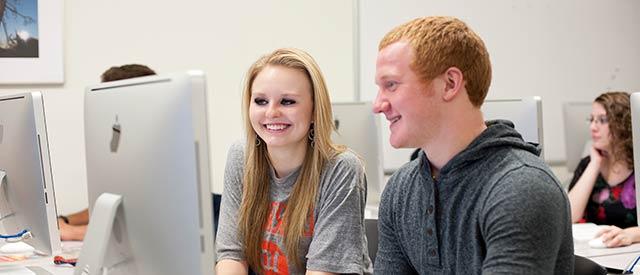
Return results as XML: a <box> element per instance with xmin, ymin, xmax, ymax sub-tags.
<box><xmin>373</xmin><ymin>175</ymin><xmax>417</xmax><ymax>274</ymax></box>
<box><xmin>480</xmin><ymin>167</ymin><xmax>573</xmax><ymax>275</ymax></box>
<box><xmin>568</xmin><ymin>156</ymin><xmax>591</xmax><ymax>191</ymax></box>
<box><xmin>215</xmin><ymin>141</ymin><xmax>247</xmax><ymax>262</ymax></box>
<box><xmin>304</xmin><ymin>153</ymin><xmax>370</xmax><ymax>274</ymax></box>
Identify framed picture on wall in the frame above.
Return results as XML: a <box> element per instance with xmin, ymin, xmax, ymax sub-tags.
<box><xmin>0</xmin><ymin>0</ymin><xmax>63</xmax><ymax>84</ymax></box>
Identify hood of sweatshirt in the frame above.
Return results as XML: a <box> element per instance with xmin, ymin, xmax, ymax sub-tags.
<box><xmin>430</xmin><ymin>119</ymin><xmax>541</xmax><ymax>178</ymax></box>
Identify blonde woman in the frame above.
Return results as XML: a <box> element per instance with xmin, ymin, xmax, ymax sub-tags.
<box><xmin>216</xmin><ymin>48</ymin><xmax>372</xmax><ymax>275</ymax></box>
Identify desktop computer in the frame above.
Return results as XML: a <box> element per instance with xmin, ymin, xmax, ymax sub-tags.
<box><xmin>563</xmin><ymin>102</ymin><xmax>593</xmax><ymax>172</ymax></box>
<box><xmin>628</xmin><ymin>93</ymin><xmax>640</xmax><ymax>227</ymax></box>
<box><xmin>76</xmin><ymin>71</ymin><xmax>215</xmax><ymax>275</ymax></box>
<box><xmin>0</xmin><ymin>92</ymin><xmax>61</xmax><ymax>256</ymax></box>
<box><xmin>481</xmin><ymin>97</ymin><xmax>544</xmax><ymax>150</ymax></box>
<box><xmin>380</xmin><ymin>96</ymin><xmax>544</xmax><ymax>173</ymax></box>
<box><xmin>331</xmin><ymin>102</ymin><xmax>385</xmax><ymax>205</ymax></box>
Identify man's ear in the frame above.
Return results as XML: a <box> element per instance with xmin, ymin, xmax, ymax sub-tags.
<box><xmin>442</xmin><ymin>67</ymin><xmax>464</xmax><ymax>102</ymax></box>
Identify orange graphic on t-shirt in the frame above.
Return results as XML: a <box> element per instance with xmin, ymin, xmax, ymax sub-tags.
<box><xmin>261</xmin><ymin>240</ymin><xmax>288</xmax><ymax>274</ymax></box>
<box><xmin>260</xmin><ymin>201</ymin><xmax>315</xmax><ymax>274</ymax></box>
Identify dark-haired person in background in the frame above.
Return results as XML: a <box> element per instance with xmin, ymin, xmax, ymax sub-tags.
<box><xmin>568</xmin><ymin>91</ymin><xmax>640</xmax><ymax>248</ymax></box>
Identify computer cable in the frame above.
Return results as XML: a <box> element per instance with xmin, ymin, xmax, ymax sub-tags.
<box><xmin>0</xmin><ymin>229</ymin><xmax>33</xmax><ymax>243</ymax></box>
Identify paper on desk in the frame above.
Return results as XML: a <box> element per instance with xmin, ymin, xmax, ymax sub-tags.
<box><xmin>0</xmin><ymin>253</ymin><xmax>43</xmax><ymax>267</ymax></box>
<box><xmin>573</xmin><ymin>223</ymin><xmax>607</xmax><ymax>241</ymax></box>
<box><xmin>0</xmin><ymin>266</ymin><xmax>36</xmax><ymax>274</ymax></box>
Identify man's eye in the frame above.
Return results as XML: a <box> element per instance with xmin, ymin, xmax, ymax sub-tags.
<box><xmin>254</xmin><ymin>98</ymin><xmax>268</xmax><ymax>105</ymax></box>
<box><xmin>281</xmin><ymin>99</ymin><xmax>296</xmax><ymax>105</ymax></box>
<box><xmin>386</xmin><ymin>81</ymin><xmax>398</xmax><ymax>90</ymax></box>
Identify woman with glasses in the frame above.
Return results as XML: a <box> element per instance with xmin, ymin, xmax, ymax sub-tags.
<box><xmin>568</xmin><ymin>91</ymin><xmax>639</xmax><ymax>248</ymax></box>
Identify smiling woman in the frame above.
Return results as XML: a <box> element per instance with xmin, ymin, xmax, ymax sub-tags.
<box><xmin>215</xmin><ymin>48</ymin><xmax>373</xmax><ymax>275</ymax></box>
<box><xmin>249</xmin><ymin>65</ymin><xmax>313</xmax><ymax>157</ymax></box>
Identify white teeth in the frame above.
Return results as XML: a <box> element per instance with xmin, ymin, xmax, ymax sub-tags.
<box><xmin>266</xmin><ymin>124</ymin><xmax>288</xmax><ymax>130</ymax></box>
<box><xmin>390</xmin><ymin>117</ymin><xmax>400</xmax><ymax>124</ymax></box>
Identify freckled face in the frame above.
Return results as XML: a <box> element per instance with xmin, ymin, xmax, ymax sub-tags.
<box><xmin>373</xmin><ymin>41</ymin><xmax>440</xmax><ymax>149</ymax></box>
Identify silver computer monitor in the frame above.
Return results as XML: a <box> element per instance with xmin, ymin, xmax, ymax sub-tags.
<box><xmin>0</xmin><ymin>92</ymin><xmax>61</xmax><ymax>255</ymax></box>
<box><xmin>332</xmin><ymin>102</ymin><xmax>385</xmax><ymax>204</ymax></box>
<box><xmin>76</xmin><ymin>71</ymin><xmax>215</xmax><ymax>275</ymax></box>
<box><xmin>482</xmin><ymin>97</ymin><xmax>544</xmax><ymax>149</ymax></box>
<box><xmin>629</xmin><ymin>92</ymin><xmax>640</xmax><ymax>227</ymax></box>
<box><xmin>380</xmin><ymin>96</ymin><xmax>544</xmax><ymax>173</ymax></box>
<box><xmin>563</xmin><ymin>102</ymin><xmax>593</xmax><ymax>172</ymax></box>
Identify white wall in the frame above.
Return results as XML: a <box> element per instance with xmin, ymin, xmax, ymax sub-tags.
<box><xmin>0</xmin><ymin>0</ymin><xmax>356</xmax><ymax>214</ymax></box>
<box><xmin>359</xmin><ymin>0</ymin><xmax>640</xmax><ymax>164</ymax></box>
<box><xmin>3</xmin><ymin>0</ymin><xmax>640</xmax><ymax>214</ymax></box>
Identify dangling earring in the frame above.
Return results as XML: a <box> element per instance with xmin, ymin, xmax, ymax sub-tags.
<box><xmin>308</xmin><ymin>125</ymin><xmax>315</xmax><ymax>148</ymax></box>
<box><xmin>255</xmin><ymin>137</ymin><xmax>262</xmax><ymax>146</ymax></box>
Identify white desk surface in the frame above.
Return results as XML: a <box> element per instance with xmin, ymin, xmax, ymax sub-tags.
<box><xmin>4</xmin><ymin>231</ymin><xmax>640</xmax><ymax>274</ymax></box>
<box><xmin>575</xmin><ymin>240</ymin><xmax>640</xmax><ymax>258</ymax></box>
<box><xmin>0</xmin><ymin>242</ymin><xmax>80</xmax><ymax>275</ymax></box>
<box><xmin>590</xmin><ymin>252</ymin><xmax>639</xmax><ymax>274</ymax></box>
<box><xmin>0</xmin><ymin>256</ymin><xmax>73</xmax><ymax>275</ymax></box>
<box><xmin>575</xmin><ymin>239</ymin><xmax>640</xmax><ymax>272</ymax></box>
<box><xmin>572</xmin><ymin>223</ymin><xmax>640</xmax><ymax>272</ymax></box>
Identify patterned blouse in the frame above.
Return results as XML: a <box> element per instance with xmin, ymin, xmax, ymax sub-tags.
<box><xmin>569</xmin><ymin>156</ymin><xmax>637</xmax><ymax>228</ymax></box>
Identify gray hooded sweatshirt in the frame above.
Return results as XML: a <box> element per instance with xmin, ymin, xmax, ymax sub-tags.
<box><xmin>374</xmin><ymin>120</ymin><xmax>574</xmax><ymax>275</ymax></box>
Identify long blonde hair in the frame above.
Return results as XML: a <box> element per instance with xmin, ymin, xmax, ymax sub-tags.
<box><xmin>239</xmin><ymin>48</ymin><xmax>344</xmax><ymax>271</ymax></box>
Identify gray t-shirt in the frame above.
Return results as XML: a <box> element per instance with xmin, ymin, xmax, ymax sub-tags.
<box><xmin>217</xmin><ymin>142</ymin><xmax>373</xmax><ymax>274</ymax></box>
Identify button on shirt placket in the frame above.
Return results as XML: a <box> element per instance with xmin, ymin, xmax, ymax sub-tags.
<box><xmin>426</xmin><ymin>204</ymin><xmax>437</xmax><ymax>257</ymax></box>
<box><xmin>425</xmin><ymin>175</ymin><xmax>438</xmax><ymax>263</ymax></box>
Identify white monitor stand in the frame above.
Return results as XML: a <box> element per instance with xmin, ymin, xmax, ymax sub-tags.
<box><xmin>74</xmin><ymin>193</ymin><xmax>131</xmax><ymax>275</ymax></box>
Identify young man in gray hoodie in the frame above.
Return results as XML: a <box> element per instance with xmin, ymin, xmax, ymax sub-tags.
<box><xmin>372</xmin><ymin>16</ymin><xmax>574</xmax><ymax>274</ymax></box>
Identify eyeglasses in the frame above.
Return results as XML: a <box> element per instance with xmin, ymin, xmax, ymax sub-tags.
<box><xmin>588</xmin><ymin>116</ymin><xmax>608</xmax><ymax>125</ymax></box>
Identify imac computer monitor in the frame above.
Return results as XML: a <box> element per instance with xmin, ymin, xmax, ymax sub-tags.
<box><xmin>0</xmin><ymin>92</ymin><xmax>61</xmax><ymax>255</ymax></box>
<box><xmin>331</xmin><ymin>102</ymin><xmax>385</xmax><ymax>205</ymax></box>
<box><xmin>380</xmin><ymin>96</ymin><xmax>544</xmax><ymax>173</ymax></box>
<box><xmin>629</xmin><ymin>92</ymin><xmax>640</xmax><ymax>227</ymax></box>
<box><xmin>563</xmin><ymin>102</ymin><xmax>593</xmax><ymax>172</ymax></box>
<box><xmin>76</xmin><ymin>71</ymin><xmax>215</xmax><ymax>275</ymax></box>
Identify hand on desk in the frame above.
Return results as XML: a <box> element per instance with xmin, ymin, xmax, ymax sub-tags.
<box><xmin>58</xmin><ymin>218</ymin><xmax>87</xmax><ymax>241</ymax></box>
<box><xmin>597</xmin><ymin>226</ymin><xmax>639</xmax><ymax>248</ymax></box>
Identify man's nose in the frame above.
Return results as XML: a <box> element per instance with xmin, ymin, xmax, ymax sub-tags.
<box><xmin>373</xmin><ymin>91</ymin><xmax>389</xmax><ymax>114</ymax></box>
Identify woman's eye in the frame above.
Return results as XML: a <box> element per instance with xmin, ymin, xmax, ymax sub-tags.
<box><xmin>281</xmin><ymin>99</ymin><xmax>296</xmax><ymax>105</ymax></box>
<box><xmin>253</xmin><ymin>98</ymin><xmax>268</xmax><ymax>105</ymax></box>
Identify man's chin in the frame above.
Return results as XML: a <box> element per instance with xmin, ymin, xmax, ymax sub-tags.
<box><xmin>390</xmin><ymin>139</ymin><xmax>407</xmax><ymax>149</ymax></box>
